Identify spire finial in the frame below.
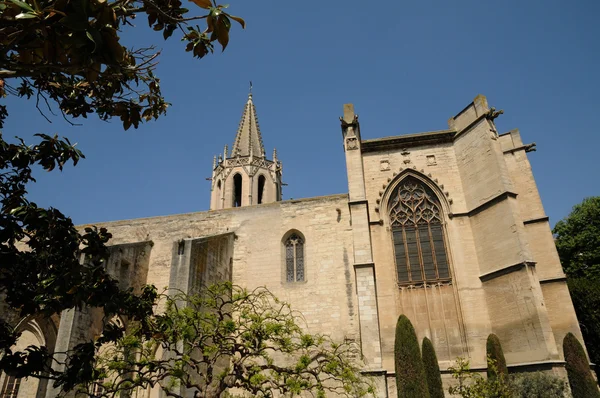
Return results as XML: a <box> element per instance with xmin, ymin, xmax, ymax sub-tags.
<box><xmin>249</xmin><ymin>80</ymin><xmax>253</xmax><ymax>99</ymax></box>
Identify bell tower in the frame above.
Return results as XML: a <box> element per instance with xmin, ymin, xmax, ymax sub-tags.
<box><xmin>210</xmin><ymin>91</ymin><xmax>283</xmax><ymax>210</ymax></box>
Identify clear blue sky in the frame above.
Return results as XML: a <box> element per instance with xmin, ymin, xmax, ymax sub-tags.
<box><xmin>4</xmin><ymin>0</ymin><xmax>599</xmax><ymax>226</ymax></box>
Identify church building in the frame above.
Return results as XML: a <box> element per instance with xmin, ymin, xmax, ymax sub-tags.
<box><xmin>1</xmin><ymin>93</ymin><xmax>585</xmax><ymax>397</ymax></box>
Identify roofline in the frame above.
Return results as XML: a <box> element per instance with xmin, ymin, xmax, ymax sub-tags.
<box><xmin>77</xmin><ymin>193</ymin><xmax>349</xmax><ymax>227</ymax></box>
<box><xmin>361</xmin><ymin>129</ymin><xmax>456</xmax><ymax>153</ymax></box>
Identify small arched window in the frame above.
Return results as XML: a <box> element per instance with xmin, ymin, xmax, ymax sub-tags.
<box><xmin>257</xmin><ymin>175</ymin><xmax>266</xmax><ymax>204</ymax></box>
<box><xmin>233</xmin><ymin>174</ymin><xmax>243</xmax><ymax>207</ymax></box>
<box><xmin>284</xmin><ymin>233</ymin><xmax>305</xmax><ymax>282</ymax></box>
<box><xmin>389</xmin><ymin>177</ymin><xmax>450</xmax><ymax>285</ymax></box>
<box><xmin>0</xmin><ymin>374</ymin><xmax>21</xmax><ymax>398</ymax></box>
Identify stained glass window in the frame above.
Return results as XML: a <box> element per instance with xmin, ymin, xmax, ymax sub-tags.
<box><xmin>389</xmin><ymin>177</ymin><xmax>450</xmax><ymax>285</ymax></box>
<box><xmin>285</xmin><ymin>233</ymin><xmax>305</xmax><ymax>282</ymax></box>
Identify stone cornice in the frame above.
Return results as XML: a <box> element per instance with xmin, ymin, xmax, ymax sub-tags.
<box><xmin>361</xmin><ymin>129</ymin><xmax>456</xmax><ymax>153</ymax></box>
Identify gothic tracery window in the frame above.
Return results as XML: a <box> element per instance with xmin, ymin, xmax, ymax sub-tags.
<box><xmin>285</xmin><ymin>233</ymin><xmax>304</xmax><ymax>282</ymax></box>
<box><xmin>389</xmin><ymin>177</ymin><xmax>450</xmax><ymax>285</ymax></box>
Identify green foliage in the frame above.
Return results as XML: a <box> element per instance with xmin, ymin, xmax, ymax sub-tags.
<box><xmin>0</xmin><ymin>0</ymin><xmax>244</xmax><ymax>393</ymax></box>
<box><xmin>486</xmin><ymin>334</ymin><xmax>508</xmax><ymax>381</ymax></box>
<box><xmin>394</xmin><ymin>315</ymin><xmax>429</xmax><ymax>398</ymax></box>
<box><xmin>84</xmin><ymin>282</ymin><xmax>376</xmax><ymax>397</ymax></box>
<box><xmin>554</xmin><ymin>197</ymin><xmax>600</xmax><ymax>380</ymax></box>
<box><xmin>567</xmin><ymin>277</ymin><xmax>600</xmax><ymax>379</ymax></box>
<box><xmin>448</xmin><ymin>357</ymin><xmax>512</xmax><ymax>398</ymax></box>
<box><xmin>0</xmin><ymin>0</ymin><xmax>245</xmax><ymax>130</ymax></box>
<box><xmin>510</xmin><ymin>371</ymin><xmax>567</xmax><ymax>398</ymax></box>
<box><xmin>553</xmin><ymin>197</ymin><xmax>600</xmax><ymax>278</ymax></box>
<box><xmin>0</xmin><ymin>133</ymin><xmax>158</xmax><ymax>391</ymax></box>
<box><xmin>563</xmin><ymin>332</ymin><xmax>600</xmax><ymax>398</ymax></box>
<box><xmin>422</xmin><ymin>337</ymin><xmax>444</xmax><ymax>398</ymax></box>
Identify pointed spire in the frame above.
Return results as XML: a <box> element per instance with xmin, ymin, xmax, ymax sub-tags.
<box><xmin>231</xmin><ymin>88</ymin><xmax>265</xmax><ymax>158</ymax></box>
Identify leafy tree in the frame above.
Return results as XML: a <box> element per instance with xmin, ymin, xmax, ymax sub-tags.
<box><xmin>485</xmin><ymin>334</ymin><xmax>508</xmax><ymax>381</ymax></box>
<box><xmin>0</xmin><ymin>0</ymin><xmax>244</xmax><ymax>393</ymax></box>
<box><xmin>553</xmin><ymin>197</ymin><xmax>600</xmax><ymax>278</ymax></box>
<box><xmin>75</xmin><ymin>282</ymin><xmax>376</xmax><ymax>398</ymax></box>
<box><xmin>394</xmin><ymin>315</ymin><xmax>429</xmax><ymax>398</ymax></box>
<box><xmin>563</xmin><ymin>332</ymin><xmax>600</xmax><ymax>398</ymax></box>
<box><xmin>0</xmin><ymin>0</ymin><xmax>245</xmax><ymax>130</ymax></box>
<box><xmin>510</xmin><ymin>371</ymin><xmax>567</xmax><ymax>398</ymax></box>
<box><xmin>567</xmin><ymin>277</ymin><xmax>600</xmax><ymax>379</ymax></box>
<box><xmin>554</xmin><ymin>197</ymin><xmax>600</xmax><ymax>378</ymax></box>
<box><xmin>447</xmin><ymin>357</ymin><xmax>512</xmax><ymax>398</ymax></box>
<box><xmin>422</xmin><ymin>337</ymin><xmax>444</xmax><ymax>398</ymax></box>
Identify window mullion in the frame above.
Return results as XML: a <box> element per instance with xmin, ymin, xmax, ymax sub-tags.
<box><xmin>428</xmin><ymin>224</ymin><xmax>440</xmax><ymax>279</ymax></box>
<box><xmin>402</xmin><ymin>227</ymin><xmax>411</xmax><ymax>283</ymax></box>
<box><xmin>415</xmin><ymin>226</ymin><xmax>426</xmax><ymax>282</ymax></box>
<box><xmin>293</xmin><ymin>242</ymin><xmax>297</xmax><ymax>282</ymax></box>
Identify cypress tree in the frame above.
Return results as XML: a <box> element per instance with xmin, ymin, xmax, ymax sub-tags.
<box><xmin>394</xmin><ymin>315</ymin><xmax>429</xmax><ymax>398</ymax></box>
<box><xmin>422</xmin><ymin>337</ymin><xmax>444</xmax><ymax>398</ymax></box>
<box><xmin>486</xmin><ymin>333</ymin><xmax>508</xmax><ymax>380</ymax></box>
<box><xmin>563</xmin><ymin>332</ymin><xmax>600</xmax><ymax>398</ymax></box>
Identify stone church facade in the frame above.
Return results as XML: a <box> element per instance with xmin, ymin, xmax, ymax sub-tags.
<box><xmin>1</xmin><ymin>94</ymin><xmax>586</xmax><ymax>397</ymax></box>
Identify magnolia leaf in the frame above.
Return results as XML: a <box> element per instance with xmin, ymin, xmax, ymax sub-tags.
<box><xmin>15</xmin><ymin>11</ymin><xmax>37</xmax><ymax>18</ymax></box>
<box><xmin>227</xmin><ymin>14</ymin><xmax>245</xmax><ymax>29</ymax></box>
<box><xmin>85</xmin><ymin>31</ymin><xmax>97</xmax><ymax>52</ymax></box>
<box><xmin>216</xmin><ymin>16</ymin><xmax>229</xmax><ymax>50</ymax></box>
<box><xmin>10</xmin><ymin>0</ymin><xmax>34</xmax><ymax>12</ymax></box>
<box><xmin>206</xmin><ymin>14</ymin><xmax>214</xmax><ymax>33</ymax></box>
<box><xmin>189</xmin><ymin>0</ymin><xmax>212</xmax><ymax>9</ymax></box>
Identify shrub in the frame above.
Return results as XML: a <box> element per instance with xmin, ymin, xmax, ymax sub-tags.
<box><xmin>448</xmin><ymin>357</ymin><xmax>512</xmax><ymax>398</ymax></box>
<box><xmin>510</xmin><ymin>371</ymin><xmax>567</xmax><ymax>398</ymax></box>
<box><xmin>394</xmin><ymin>315</ymin><xmax>429</xmax><ymax>397</ymax></box>
<box><xmin>486</xmin><ymin>334</ymin><xmax>508</xmax><ymax>381</ymax></box>
<box><xmin>422</xmin><ymin>337</ymin><xmax>444</xmax><ymax>398</ymax></box>
<box><xmin>563</xmin><ymin>332</ymin><xmax>600</xmax><ymax>398</ymax></box>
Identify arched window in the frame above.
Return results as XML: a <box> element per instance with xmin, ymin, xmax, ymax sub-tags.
<box><xmin>233</xmin><ymin>174</ymin><xmax>242</xmax><ymax>207</ymax></box>
<box><xmin>284</xmin><ymin>233</ymin><xmax>304</xmax><ymax>282</ymax></box>
<box><xmin>0</xmin><ymin>375</ymin><xmax>20</xmax><ymax>398</ymax></box>
<box><xmin>257</xmin><ymin>175</ymin><xmax>266</xmax><ymax>204</ymax></box>
<box><xmin>389</xmin><ymin>177</ymin><xmax>450</xmax><ymax>285</ymax></box>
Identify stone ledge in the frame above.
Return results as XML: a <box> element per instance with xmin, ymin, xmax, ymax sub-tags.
<box><xmin>523</xmin><ymin>216</ymin><xmax>550</xmax><ymax>225</ymax></box>
<box><xmin>539</xmin><ymin>276</ymin><xmax>568</xmax><ymax>285</ymax></box>
<box><xmin>354</xmin><ymin>262</ymin><xmax>375</xmax><ymax>270</ymax></box>
<box><xmin>349</xmin><ymin>199</ymin><xmax>369</xmax><ymax>206</ymax></box>
<box><xmin>449</xmin><ymin>191</ymin><xmax>518</xmax><ymax>219</ymax></box>
<box><xmin>479</xmin><ymin>261</ymin><xmax>536</xmax><ymax>282</ymax></box>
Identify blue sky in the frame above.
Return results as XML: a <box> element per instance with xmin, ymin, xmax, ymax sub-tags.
<box><xmin>4</xmin><ymin>0</ymin><xmax>599</xmax><ymax>226</ymax></box>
